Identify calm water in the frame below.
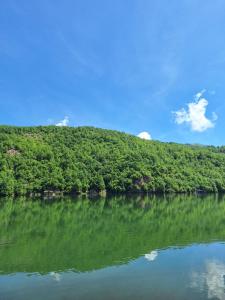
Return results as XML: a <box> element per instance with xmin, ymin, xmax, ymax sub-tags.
<box><xmin>1</xmin><ymin>194</ymin><xmax>225</xmax><ymax>300</ymax></box>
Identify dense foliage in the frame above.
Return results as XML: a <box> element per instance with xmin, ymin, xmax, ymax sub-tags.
<box><xmin>0</xmin><ymin>194</ymin><xmax>225</xmax><ymax>273</ymax></box>
<box><xmin>0</xmin><ymin>125</ymin><xmax>225</xmax><ymax>195</ymax></box>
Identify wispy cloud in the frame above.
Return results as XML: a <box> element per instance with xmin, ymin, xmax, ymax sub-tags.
<box><xmin>194</xmin><ymin>89</ymin><xmax>206</xmax><ymax>101</ymax></box>
<box><xmin>173</xmin><ymin>90</ymin><xmax>217</xmax><ymax>132</ymax></box>
<box><xmin>137</xmin><ymin>131</ymin><xmax>152</xmax><ymax>140</ymax></box>
<box><xmin>57</xmin><ymin>32</ymin><xmax>103</xmax><ymax>77</ymax></box>
<box><xmin>56</xmin><ymin>116</ymin><xmax>69</xmax><ymax>127</ymax></box>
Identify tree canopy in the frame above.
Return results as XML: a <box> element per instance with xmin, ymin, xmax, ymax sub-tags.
<box><xmin>0</xmin><ymin>125</ymin><xmax>225</xmax><ymax>195</ymax></box>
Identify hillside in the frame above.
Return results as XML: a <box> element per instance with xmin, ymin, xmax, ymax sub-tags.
<box><xmin>0</xmin><ymin>125</ymin><xmax>225</xmax><ymax>196</ymax></box>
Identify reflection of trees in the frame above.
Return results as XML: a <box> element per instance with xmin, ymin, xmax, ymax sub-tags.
<box><xmin>0</xmin><ymin>194</ymin><xmax>225</xmax><ymax>273</ymax></box>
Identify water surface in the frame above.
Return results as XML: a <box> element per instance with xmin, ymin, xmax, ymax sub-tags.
<box><xmin>1</xmin><ymin>194</ymin><xmax>225</xmax><ymax>299</ymax></box>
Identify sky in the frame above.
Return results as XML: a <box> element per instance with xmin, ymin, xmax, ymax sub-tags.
<box><xmin>1</xmin><ymin>0</ymin><xmax>225</xmax><ymax>145</ymax></box>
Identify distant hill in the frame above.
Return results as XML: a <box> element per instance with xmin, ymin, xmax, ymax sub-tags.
<box><xmin>0</xmin><ymin>125</ymin><xmax>225</xmax><ymax>196</ymax></box>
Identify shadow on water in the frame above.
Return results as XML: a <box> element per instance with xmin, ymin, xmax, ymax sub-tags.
<box><xmin>0</xmin><ymin>194</ymin><xmax>225</xmax><ymax>274</ymax></box>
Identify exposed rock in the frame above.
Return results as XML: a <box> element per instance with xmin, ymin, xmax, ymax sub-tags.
<box><xmin>133</xmin><ymin>176</ymin><xmax>151</xmax><ymax>187</ymax></box>
<box><xmin>6</xmin><ymin>149</ymin><xmax>20</xmax><ymax>156</ymax></box>
<box><xmin>24</xmin><ymin>133</ymin><xmax>41</xmax><ymax>140</ymax></box>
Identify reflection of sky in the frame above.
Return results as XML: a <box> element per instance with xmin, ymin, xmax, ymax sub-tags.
<box><xmin>191</xmin><ymin>260</ymin><xmax>225</xmax><ymax>300</ymax></box>
<box><xmin>2</xmin><ymin>243</ymin><xmax>225</xmax><ymax>300</ymax></box>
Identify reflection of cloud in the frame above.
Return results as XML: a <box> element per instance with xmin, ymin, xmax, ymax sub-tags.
<box><xmin>145</xmin><ymin>251</ymin><xmax>158</xmax><ymax>261</ymax></box>
<box><xmin>50</xmin><ymin>272</ymin><xmax>61</xmax><ymax>282</ymax></box>
<box><xmin>191</xmin><ymin>261</ymin><xmax>225</xmax><ymax>300</ymax></box>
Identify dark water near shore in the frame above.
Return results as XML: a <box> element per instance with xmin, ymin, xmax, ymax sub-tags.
<box><xmin>1</xmin><ymin>194</ymin><xmax>225</xmax><ymax>299</ymax></box>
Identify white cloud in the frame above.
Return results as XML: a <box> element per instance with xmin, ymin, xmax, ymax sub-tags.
<box><xmin>56</xmin><ymin>116</ymin><xmax>69</xmax><ymax>127</ymax></box>
<box><xmin>145</xmin><ymin>250</ymin><xmax>158</xmax><ymax>262</ymax></box>
<box><xmin>137</xmin><ymin>131</ymin><xmax>152</xmax><ymax>140</ymax></box>
<box><xmin>174</xmin><ymin>91</ymin><xmax>217</xmax><ymax>132</ymax></box>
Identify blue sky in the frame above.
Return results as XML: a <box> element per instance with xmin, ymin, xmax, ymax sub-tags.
<box><xmin>1</xmin><ymin>0</ymin><xmax>225</xmax><ymax>145</ymax></box>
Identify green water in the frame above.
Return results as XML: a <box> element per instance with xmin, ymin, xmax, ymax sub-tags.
<box><xmin>1</xmin><ymin>194</ymin><xmax>225</xmax><ymax>299</ymax></box>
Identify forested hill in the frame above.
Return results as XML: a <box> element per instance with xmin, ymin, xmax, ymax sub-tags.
<box><xmin>0</xmin><ymin>125</ymin><xmax>225</xmax><ymax>196</ymax></box>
